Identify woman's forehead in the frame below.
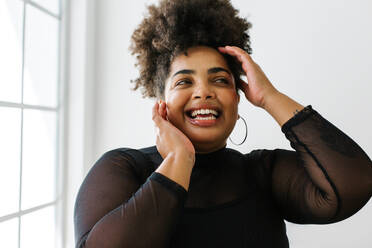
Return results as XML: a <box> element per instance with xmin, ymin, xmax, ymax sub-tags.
<box><xmin>169</xmin><ymin>46</ymin><xmax>230</xmax><ymax>74</ymax></box>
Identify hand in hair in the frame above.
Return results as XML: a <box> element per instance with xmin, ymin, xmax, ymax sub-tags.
<box><xmin>218</xmin><ymin>46</ymin><xmax>279</xmax><ymax>108</ymax></box>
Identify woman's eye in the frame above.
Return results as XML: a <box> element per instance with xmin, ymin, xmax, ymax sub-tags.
<box><xmin>175</xmin><ymin>80</ymin><xmax>191</xmax><ymax>86</ymax></box>
<box><xmin>214</xmin><ymin>78</ymin><xmax>229</xmax><ymax>84</ymax></box>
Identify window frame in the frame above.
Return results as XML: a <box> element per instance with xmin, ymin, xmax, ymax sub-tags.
<box><xmin>0</xmin><ymin>0</ymin><xmax>66</xmax><ymax>247</ymax></box>
<box><xmin>61</xmin><ymin>0</ymin><xmax>97</xmax><ymax>247</ymax></box>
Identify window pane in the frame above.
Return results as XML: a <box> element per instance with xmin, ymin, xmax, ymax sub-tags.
<box><xmin>20</xmin><ymin>206</ymin><xmax>55</xmax><ymax>248</ymax></box>
<box><xmin>0</xmin><ymin>107</ymin><xmax>21</xmax><ymax>216</ymax></box>
<box><xmin>0</xmin><ymin>218</ymin><xmax>18</xmax><ymax>248</ymax></box>
<box><xmin>0</xmin><ymin>0</ymin><xmax>23</xmax><ymax>103</ymax></box>
<box><xmin>31</xmin><ymin>0</ymin><xmax>59</xmax><ymax>16</ymax></box>
<box><xmin>23</xmin><ymin>5</ymin><xmax>58</xmax><ymax>107</ymax></box>
<box><xmin>21</xmin><ymin>109</ymin><xmax>56</xmax><ymax>210</ymax></box>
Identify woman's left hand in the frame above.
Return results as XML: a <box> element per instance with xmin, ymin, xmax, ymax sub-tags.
<box><xmin>218</xmin><ymin>46</ymin><xmax>279</xmax><ymax>108</ymax></box>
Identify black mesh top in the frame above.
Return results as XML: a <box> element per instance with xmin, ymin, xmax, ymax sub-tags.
<box><xmin>74</xmin><ymin>105</ymin><xmax>372</xmax><ymax>248</ymax></box>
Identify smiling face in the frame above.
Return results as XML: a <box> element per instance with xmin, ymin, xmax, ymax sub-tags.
<box><xmin>164</xmin><ymin>46</ymin><xmax>240</xmax><ymax>153</ymax></box>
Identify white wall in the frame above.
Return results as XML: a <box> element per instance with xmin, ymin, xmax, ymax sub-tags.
<box><xmin>83</xmin><ymin>0</ymin><xmax>372</xmax><ymax>247</ymax></box>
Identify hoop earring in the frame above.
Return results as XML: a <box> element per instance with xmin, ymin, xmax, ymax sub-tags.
<box><xmin>229</xmin><ymin>115</ymin><xmax>248</xmax><ymax>146</ymax></box>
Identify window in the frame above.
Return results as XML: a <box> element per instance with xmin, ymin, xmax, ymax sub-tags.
<box><xmin>0</xmin><ymin>0</ymin><xmax>63</xmax><ymax>247</ymax></box>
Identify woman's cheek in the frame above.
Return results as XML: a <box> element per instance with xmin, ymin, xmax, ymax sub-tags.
<box><xmin>226</xmin><ymin>93</ymin><xmax>240</xmax><ymax>122</ymax></box>
<box><xmin>165</xmin><ymin>100</ymin><xmax>181</xmax><ymax>125</ymax></box>
<box><xmin>223</xmin><ymin>90</ymin><xmax>239</xmax><ymax>108</ymax></box>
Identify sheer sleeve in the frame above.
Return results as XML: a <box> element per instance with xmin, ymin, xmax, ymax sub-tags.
<box><xmin>74</xmin><ymin>149</ymin><xmax>187</xmax><ymax>248</ymax></box>
<box><xmin>261</xmin><ymin>105</ymin><xmax>372</xmax><ymax>224</ymax></box>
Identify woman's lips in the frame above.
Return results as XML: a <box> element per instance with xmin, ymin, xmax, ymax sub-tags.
<box><xmin>186</xmin><ymin>114</ymin><xmax>219</xmax><ymax>127</ymax></box>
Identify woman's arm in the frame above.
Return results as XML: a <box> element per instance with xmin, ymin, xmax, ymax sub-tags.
<box><xmin>219</xmin><ymin>45</ymin><xmax>372</xmax><ymax>223</ymax></box>
<box><xmin>248</xmin><ymin>54</ymin><xmax>372</xmax><ymax>223</ymax></box>
<box><xmin>74</xmin><ymin>103</ymin><xmax>195</xmax><ymax>248</ymax></box>
<box><xmin>74</xmin><ymin>149</ymin><xmax>191</xmax><ymax>248</ymax></box>
<box><xmin>267</xmin><ymin>105</ymin><xmax>372</xmax><ymax>223</ymax></box>
<box><xmin>261</xmin><ymin>90</ymin><xmax>305</xmax><ymax>127</ymax></box>
<box><xmin>262</xmin><ymin>91</ymin><xmax>366</xmax><ymax>223</ymax></box>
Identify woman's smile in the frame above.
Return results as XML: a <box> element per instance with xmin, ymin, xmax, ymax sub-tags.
<box><xmin>185</xmin><ymin>105</ymin><xmax>221</xmax><ymax>127</ymax></box>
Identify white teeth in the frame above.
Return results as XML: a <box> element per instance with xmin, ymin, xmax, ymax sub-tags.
<box><xmin>191</xmin><ymin>109</ymin><xmax>219</xmax><ymax>117</ymax></box>
<box><xmin>194</xmin><ymin>116</ymin><xmax>216</xmax><ymax>120</ymax></box>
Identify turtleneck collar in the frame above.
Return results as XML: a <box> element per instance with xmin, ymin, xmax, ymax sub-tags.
<box><xmin>194</xmin><ymin>145</ymin><xmax>228</xmax><ymax>168</ymax></box>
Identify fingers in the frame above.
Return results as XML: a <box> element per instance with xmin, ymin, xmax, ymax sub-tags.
<box><xmin>219</xmin><ymin>46</ymin><xmax>251</xmax><ymax>65</ymax></box>
<box><xmin>152</xmin><ymin>101</ymin><xmax>168</xmax><ymax>125</ymax></box>
<box><xmin>218</xmin><ymin>46</ymin><xmax>254</xmax><ymax>73</ymax></box>
<box><xmin>218</xmin><ymin>47</ymin><xmax>228</xmax><ymax>53</ymax></box>
<box><xmin>152</xmin><ymin>102</ymin><xmax>162</xmax><ymax>125</ymax></box>
<box><xmin>218</xmin><ymin>45</ymin><xmax>252</xmax><ymax>59</ymax></box>
<box><xmin>159</xmin><ymin>101</ymin><xmax>167</xmax><ymax>120</ymax></box>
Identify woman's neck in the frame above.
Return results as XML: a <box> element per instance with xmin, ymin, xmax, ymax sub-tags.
<box><xmin>194</xmin><ymin>142</ymin><xmax>227</xmax><ymax>154</ymax></box>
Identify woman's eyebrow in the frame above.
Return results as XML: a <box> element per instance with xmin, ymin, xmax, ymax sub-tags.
<box><xmin>207</xmin><ymin>67</ymin><xmax>231</xmax><ymax>75</ymax></box>
<box><xmin>171</xmin><ymin>69</ymin><xmax>195</xmax><ymax>79</ymax></box>
<box><xmin>171</xmin><ymin>67</ymin><xmax>230</xmax><ymax>79</ymax></box>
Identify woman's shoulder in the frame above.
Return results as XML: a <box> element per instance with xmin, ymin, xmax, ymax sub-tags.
<box><xmin>96</xmin><ymin>145</ymin><xmax>161</xmax><ymax>183</ymax></box>
<box><xmin>102</xmin><ymin>145</ymin><xmax>160</xmax><ymax>161</ymax></box>
<box><xmin>244</xmin><ymin>148</ymin><xmax>273</xmax><ymax>160</ymax></box>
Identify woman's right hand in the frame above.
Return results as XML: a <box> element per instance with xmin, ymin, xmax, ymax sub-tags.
<box><xmin>152</xmin><ymin>101</ymin><xmax>195</xmax><ymax>164</ymax></box>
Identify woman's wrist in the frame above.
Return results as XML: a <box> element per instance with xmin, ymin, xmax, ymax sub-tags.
<box><xmin>261</xmin><ymin>89</ymin><xmax>280</xmax><ymax>110</ymax></box>
<box><xmin>261</xmin><ymin>91</ymin><xmax>305</xmax><ymax>127</ymax></box>
<box><xmin>170</xmin><ymin>150</ymin><xmax>195</xmax><ymax>168</ymax></box>
<box><xmin>156</xmin><ymin>151</ymin><xmax>195</xmax><ymax>191</ymax></box>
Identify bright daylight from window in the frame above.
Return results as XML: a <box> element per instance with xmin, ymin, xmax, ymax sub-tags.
<box><xmin>0</xmin><ymin>0</ymin><xmax>62</xmax><ymax>247</ymax></box>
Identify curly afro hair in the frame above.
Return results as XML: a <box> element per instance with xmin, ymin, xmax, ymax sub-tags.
<box><xmin>130</xmin><ymin>0</ymin><xmax>252</xmax><ymax>99</ymax></box>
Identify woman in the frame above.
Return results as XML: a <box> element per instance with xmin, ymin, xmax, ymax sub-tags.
<box><xmin>74</xmin><ymin>0</ymin><xmax>372</xmax><ymax>247</ymax></box>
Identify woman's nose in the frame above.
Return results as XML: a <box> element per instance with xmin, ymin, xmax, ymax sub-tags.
<box><xmin>192</xmin><ymin>82</ymin><xmax>216</xmax><ymax>100</ymax></box>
